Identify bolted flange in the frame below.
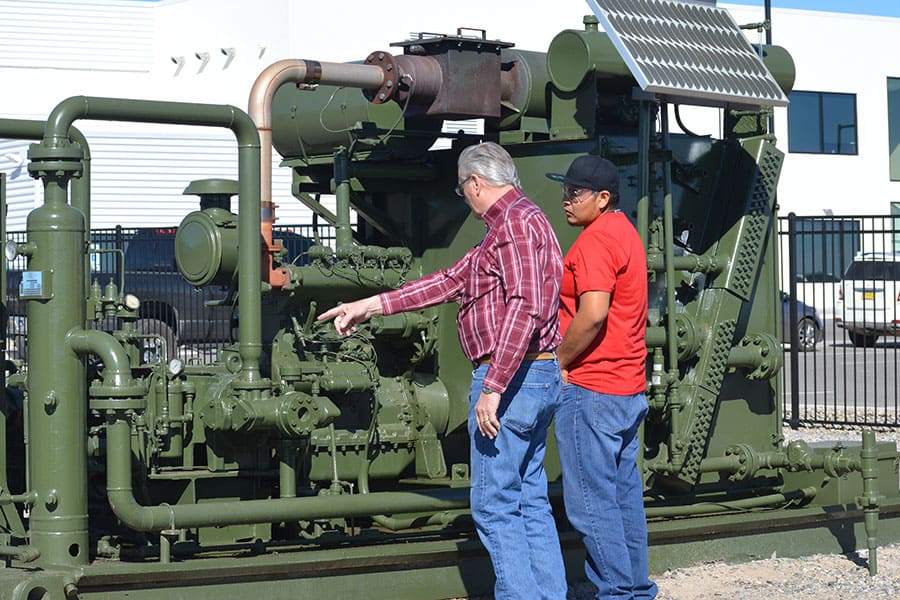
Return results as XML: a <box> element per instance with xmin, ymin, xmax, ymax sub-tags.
<box><xmin>27</xmin><ymin>139</ymin><xmax>84</xmax><ymax>180</ymax></box>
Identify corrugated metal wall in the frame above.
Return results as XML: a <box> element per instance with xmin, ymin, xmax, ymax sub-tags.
<box><xmin>1</xmin><ymin>127</ymin><xmax>311</xmax><ymax>231</ymax></box>
<box><xmin>0</xmin><ymin>0</ymin><xmax>153</xmax><ymax>72</ymax></box>
<box><xmin>0</xmin><ymin>139</ymin><xmax>38</xmax><ymax>227</ymax></box>
<box><xmin>0</xmin><ymin>0</ymin><xmax>334</xmax><ymax>231</ymax></box>
<box><xmin>82</xmin><ymin>127</ymin><xmax>300</xmax><ymax>228</ymax></box>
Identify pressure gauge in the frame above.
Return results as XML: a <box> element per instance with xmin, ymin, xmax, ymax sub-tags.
<box><xmin>124</xmin><ymin>294</ymin><xmax>141</xmax><ymax>311</ymax></box>
<box><xmin>168</xmin><ymin>358</ymin><xmax>184</xmax><ymax>376</ymax></box>
<box><xmin>4</xmin><ymin>240</ymin><xmax>18</xmax><ymax>262</ymax></box>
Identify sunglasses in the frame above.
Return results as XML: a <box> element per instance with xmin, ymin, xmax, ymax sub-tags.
<box><xmin>561</xmin><ymin>185</ymin><xmax>597</xmax><ymax>206</ymax></box>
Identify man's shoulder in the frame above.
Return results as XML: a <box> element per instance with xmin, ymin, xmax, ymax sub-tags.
<box><xmin>574</xmin><ymin>215</ymin><xmax>643</xmax><ymax>257</ymax></box>
<box><xmin>501</xmin><ymin>195</ymin><xmax>552</xmax><ymax>227</ymax></box>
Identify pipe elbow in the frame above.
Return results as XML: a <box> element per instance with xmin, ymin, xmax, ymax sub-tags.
<box><xmin>249</xmin><ymin>59</ymin><xmax>309</xmax><ymax>128</ymax></box>
<box><xmin>227</xmin><ymin>105</ymin><xmax>260</xmax><ymax>148</ymax></box>
<box><xmin>66</xmin><ymin>328</ymin><xmax>135</xmax><ymax>388</ymax></box>
<box><xmin>46</xmin><ymin>96</ymin><xmax>91</xmax><ymax>143</ymax></box>
<box><xmin>107</xmin><ymin>489</ymin><xmax>159</xmax><ymax>532</ymax></box>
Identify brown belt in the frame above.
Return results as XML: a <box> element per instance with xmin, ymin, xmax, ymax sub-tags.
<box><xmin>475</xmin><ymin>351</ymin><xmax>556</xmax><ymax>367</ymax></box>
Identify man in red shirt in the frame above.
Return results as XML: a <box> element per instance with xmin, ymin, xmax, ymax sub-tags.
<box><xmin>319</xmin><ymin>142</ymin><xmax>567</xmax><ymax>600</ymax></box>
<box><xmin>547</xmin><ymin>155</ymin><xmax>657</xmax><ymax>599</ymax></box>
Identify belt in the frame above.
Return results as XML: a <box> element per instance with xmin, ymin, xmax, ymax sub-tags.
<box><xmin>475</xmin><ymin>351</ymin><xmax>556</xmax><ymax>367</ymax></box>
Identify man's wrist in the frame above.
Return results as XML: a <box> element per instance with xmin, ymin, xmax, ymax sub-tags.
<box><xmin>482</xmin><ymin>385</ymin><xmax>495</xmax><ymax>395</ymax></box>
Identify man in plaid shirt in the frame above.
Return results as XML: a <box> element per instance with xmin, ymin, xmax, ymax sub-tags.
<box><xmin>319</xmin><ymin>142</ymin><xmax>567</xmax><ymax>599</ymax></box>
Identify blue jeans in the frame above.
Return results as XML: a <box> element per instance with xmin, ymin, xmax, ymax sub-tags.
<box><xmin>469</xmin><ymin>360</ymin><xmax>567</xmax><ymax>600</ymax></box>
<box><xmin>555</xmin><ymin>385</ymin><xmax>657</xmax><ymax>600</ymax></box>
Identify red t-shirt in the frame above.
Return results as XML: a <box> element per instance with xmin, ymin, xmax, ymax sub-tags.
<box><xmin>559</xmin><ymin>211</ymin><xmax>648</xmax><ymax>395</ymax></box>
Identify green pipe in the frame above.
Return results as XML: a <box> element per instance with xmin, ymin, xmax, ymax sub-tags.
<box><xmin>357</xmin><ymin>466</ymin><xmax>474</xmax><ymax>531</ymax></box>
<box><xmin>661</xmin><ymin>107</ymin><xmax>678</xmax><ymax>375</ymax></box>
<box><xmin>636</xmin><ymin>101</ymin><xmax>652</xmax><ymax>251</ymax></box>
<box><xmin>356</xmin><ymin>402</ymin><xmax>411</xmax><ymax>531</ymax></box>
<box><xmin>0</xmin><ymin>491</ymin><xmax>37</xmax><ymax>505</ymax></box>
<box><xmin>105</xmin><ymin>417</ymin><xmax>469</xmax><ymax>532</ymax></box>
<box><xmin>284</xmin><ymin>265</ymin><xmax>407</xmax><ymax>293</ymax></box>
<box><xmin>859</xmin><ymin>430</ymin><xmax>880</xmax><ymax>576</ymax></box>
<box><xmin>645</xmin><ymin>487</ymin><xmax>817</xmax><ymax>518</ymax></box>
<box><xmin>648</xmin><ymin>456</ymin><xmax>741</xmax><ymax>476</ymax></box>
<box><xmin>181</xmin><ymin>382</ymin><xmax>195</xmax><ymax>468</ymax></box>
<box><xmin>65</xmin><ymin>329</ymin><xmax>136</xmax><ymax>389</ymax></box>
<box><xmin>646</xmin><ymin>254</ymin><xmax>725</xmax><ymax>274</ymax></box>
<box><xmin>279</xmin><ymin>441</ymin><xmax>297</xmax><ymax>499</ymax></box>
<box><xmin>0</xmin><ymin>545</ymin><xmax>40</xmax><ymax>562</ymax></box>
<box><xmin>0</xmin><ymin>119</ymin><xmax>90</xmax><ymax>218</ymax></box>
<box><xmin>158</xmin><ymin>379</ymin><xmax>185</xmax><ymax>460</ymax></box>
<box><xmin>333</xmin><ymin>149</ymin><xmax>353</xmax><ymax>249</ymax></box>
<box><xmin>39</xmin><ymin>96</ymin><xmax>264</xmax><ymax>387</ymax></box>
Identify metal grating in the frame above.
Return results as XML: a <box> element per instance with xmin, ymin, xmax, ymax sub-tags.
<box><xmin>586</xmin><ymin>0</ymin><xmax>789</xmax><ymax>108</ymax></box>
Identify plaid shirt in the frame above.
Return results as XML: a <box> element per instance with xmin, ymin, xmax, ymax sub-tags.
<box><xmin>380</xmin><ymin>188</ymin><xmax>562</xmax><ymax>393</ymax></box>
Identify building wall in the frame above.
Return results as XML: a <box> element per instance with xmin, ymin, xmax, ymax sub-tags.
<box><xmin>0</xmin><ymin>0</ymin><xmax>302</xmax><ymax>230</ymax></box>
<box><xmin>2</xmin><ymin>0</ymin><xmax>900</xmax><ymax>230</ymax></box>
<box><xmin>724</xmin><ymin>4</ymin><xmax>900</xmax><ymax>217</ymax></box>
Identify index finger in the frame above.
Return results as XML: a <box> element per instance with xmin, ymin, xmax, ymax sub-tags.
<box><xmin>317</xmin><ymin>306</ymin><xmax>342</xmax><ymax>321</ymax></box>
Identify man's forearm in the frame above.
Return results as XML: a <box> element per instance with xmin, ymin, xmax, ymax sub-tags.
<box><xmin>557</xmin><ymin>317</ymin><xmax>603</xmax><ymax>370</ymax></box>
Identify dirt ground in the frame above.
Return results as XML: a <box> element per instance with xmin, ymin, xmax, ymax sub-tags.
<box><xmin>649</xmin><ymin>544</ymin><xmax>900</xmax><ymax>600</ymax></box>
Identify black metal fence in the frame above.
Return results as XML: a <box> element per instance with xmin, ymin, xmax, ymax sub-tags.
<box><xmin>780</xmin><ymin>213</ymin><xmax>900</xmax><ymax>427</ymax></box>
<box><xmin>6</xmin><ymin>216</ymin><xmax>899</xmax><ymax>427</ymax></box>
<box><xmin>5</xmin><ymin>222</ymin><xmax>335</xmax><ymax>366</ymax></box>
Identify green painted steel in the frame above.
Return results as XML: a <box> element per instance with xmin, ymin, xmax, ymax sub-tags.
<box><xmin>22</xmin><ymin>155</ymin><xmax>88</xmax><ymax>566</ymax></box>
<box><xmin>37</xmin><ymin>96</ymin><xmax>265</xmax><ymax>388</ymax></box>
<box><xmin>175</xmin><ymin>207</ymin><xmax>240</xmax><ymax>287</ymax></box>
<box><xmin>546</xmin><ymin>15</ymin><xmax>631</xmax><ymax>92</ymax></box>
<box><xmin>0</xmin><ymin>11</ymin><xmax>893</xmax><ymax>600</ymax></box>
<box><xmin>0</xmin><ymin>119</ymin><xmax>93</xmax><ymax>322</ymax></box>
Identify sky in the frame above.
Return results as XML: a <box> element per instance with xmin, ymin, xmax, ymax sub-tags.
<box><xmin>124</xmin><ymin>0</ymin><xmax>900</xmax><ymax>18</ymax></box>
<box><xmin>725</xmin><ymin>0</ymin><xmax>900</xmax><ymax>18</ymax></box>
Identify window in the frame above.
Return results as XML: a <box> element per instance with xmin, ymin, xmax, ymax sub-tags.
<box><xmin>787</xmin><ymin>91</ymin><xmax>857</xmax><ymax>155</ymax></box>
<box><xmin>888</xmin><ymin>78</ymin><xmax>900</xmax><ymax>180</ymax></box>
<box><xmin>788</xmin><ymin>217</ymin><xmax>860</xmax><ymax>283</ymax></box>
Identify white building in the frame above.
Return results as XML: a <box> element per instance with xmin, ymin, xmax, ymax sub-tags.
<box><xmin>1</xmin><ymin>0</ymin><xmax>899</xmax><ymax>230</ymax></box>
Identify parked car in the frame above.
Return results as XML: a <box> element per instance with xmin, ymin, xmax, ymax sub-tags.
<box><xmin>795</xmin><ymin>271</ymin><xmax>840</xmax><ymax>283</ymax></box>
<box><xmin>835</xmin><ymin>252</ymin><xmax>900</xmax><ymax>347</ymax></box>
<box><xmin>781</xmin><ymin>291</ymin><xmax>823</xmax><ymax>352</ymax></box>
<box><xmin>7</xmin><ymin>226</ymin><xmax>313</xmax><ymax>361</ymax></box>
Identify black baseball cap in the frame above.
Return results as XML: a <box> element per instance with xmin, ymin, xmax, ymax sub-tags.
<box><xmin>546</xmin><ymin>155</ymin><xmax>619</xmax><ymax>196</ymax></box>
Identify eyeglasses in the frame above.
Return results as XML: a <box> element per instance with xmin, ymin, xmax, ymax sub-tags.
<box><xmin>561</xmin><ymin>185</ymin><xmax>597</xmax><ymax>206</ymax></box>
<box><xmin>455</xmin><ymin>175</ymin><xmax>473</xmax><ymax>197</ymax></box>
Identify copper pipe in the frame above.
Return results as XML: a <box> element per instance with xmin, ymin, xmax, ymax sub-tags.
<box><xmin>248</xmin><ymin>60</ymin><xmax>386</xmax><ymax>288</ymax></box>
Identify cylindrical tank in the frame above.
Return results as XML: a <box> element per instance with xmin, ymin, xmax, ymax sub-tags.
<box><xmin>24</xmin><ymin>179</ymin><xmax>88</xmax><ymax>566</ymax></box>
<box><xmin>270</xmin><ymin>79</ymin><xmax>440</xmax><ymax>161</ymax></box>
<box><xmin>175</xmin><ymin>208</ymin><xmax>240</xmax><ymax>287</ymax></box>
<box><xmin>755</xmin><ymin>44</ymin><xmax>796</xmax><ymax>96</ymax></box>
<box><xmin>546</xmin><ymin>15</ymin><xmax>631</xmax><ymax>92</ymax></box>
<box><xmin>498</xmin><ymin>49</ymin><xmax>552</xmax><ymax>130</ymax></box>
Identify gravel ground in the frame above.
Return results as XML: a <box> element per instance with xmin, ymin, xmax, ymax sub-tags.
<box><xmin>460</xmin><ymin>419</ymin><xmax>900</xmax><ymax>599</ymax></box>
<box><xmin>649</xmin><ymin>543</ymin><xmax>900</xmax><ymax>600</ymax></box>
<box><xmin>628</xmin><ymin>421</ymin><xmax>900</xmax><ymax>600</ymax></box>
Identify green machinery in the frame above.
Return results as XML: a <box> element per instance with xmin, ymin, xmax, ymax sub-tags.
<box><xmin>1</xmin><ymin>4</ymin><xmax>898</xmax><ymax>599</ymax></box>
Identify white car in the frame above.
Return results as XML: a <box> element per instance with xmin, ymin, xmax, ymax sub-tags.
<box><xmin>835</xmin><ymin>252</ymin><xmax>900</xmax><ymax>347</ymax></box>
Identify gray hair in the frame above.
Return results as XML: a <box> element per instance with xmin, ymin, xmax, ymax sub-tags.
<box><xmin>458</xmin><ymin>142</ymin><xmax>520</xmax><ymax>188</ymax></box>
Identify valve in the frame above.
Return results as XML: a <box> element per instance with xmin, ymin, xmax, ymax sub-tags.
<box><xmin>199</xmin><ymin>388</ymin><xmax>340</xmax><ymax>437</ymax></box>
